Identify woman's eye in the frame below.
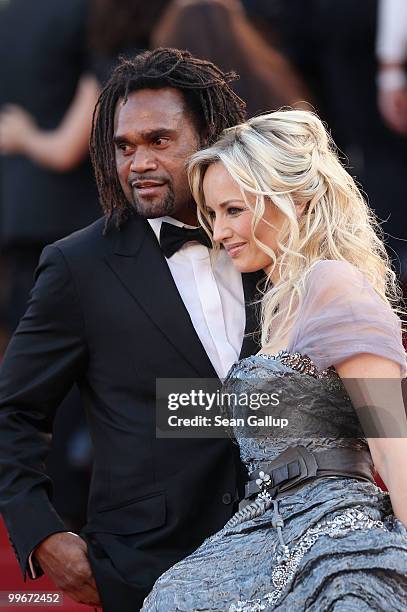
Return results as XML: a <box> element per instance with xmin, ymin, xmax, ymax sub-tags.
<box><xmin>228</xmin><ymin>207</ymin><xmax>244</xmax><ymax>215</ymax></box>
<box><xmin>207</xmin><ymin>210</ymin><xmax>216</xmax><ymax>220</ymax></box>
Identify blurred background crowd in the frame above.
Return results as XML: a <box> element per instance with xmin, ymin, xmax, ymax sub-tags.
<box><xmin>0</xmin><ymin>0</ymin><xmax>406</xmax><ymax>545</ymax></box>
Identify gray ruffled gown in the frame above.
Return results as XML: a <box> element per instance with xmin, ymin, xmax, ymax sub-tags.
<box><xmin>142</xmin><ymin>261</ymin><xmax>407</xmax><ymax>611</ymax></box>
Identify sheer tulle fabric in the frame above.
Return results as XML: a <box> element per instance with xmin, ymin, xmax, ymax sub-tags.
<box><xmin>287</xmin><ymin>260</ymin><xmax>406</xmax><ymax>375</ymax></box>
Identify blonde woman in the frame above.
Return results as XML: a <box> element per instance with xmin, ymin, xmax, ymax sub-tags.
<box><xmin>142</xmin><ymin>111</ymin><xmax>407</xmax><ymax>611</ymax></box>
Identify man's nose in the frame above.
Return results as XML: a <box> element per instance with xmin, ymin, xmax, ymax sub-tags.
<box><xmin>212</xmin><ymin>216</ymin><xmax>232</xmax><ymax>244</ymax></box>
<box><xmin>129</xmin><ymin>148</ymin><xmax>157</xmax><ymax>173</ymax></box>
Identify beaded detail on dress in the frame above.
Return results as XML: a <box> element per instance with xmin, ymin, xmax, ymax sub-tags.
<box><xmin>229</xmin><ymin>506</ymin><xmax>386</xmax><ymax>612</ymax></box>
<box><xmin>256</xmin><ymin>350</ymin><xmax>335</xmax><ymax>379</ymax></box>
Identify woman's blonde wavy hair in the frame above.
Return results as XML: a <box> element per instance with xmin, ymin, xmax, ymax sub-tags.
<box><xmin>188</xmin><ymin>109</ymin><xmax>404</xmax><ymax>348</ymax></box>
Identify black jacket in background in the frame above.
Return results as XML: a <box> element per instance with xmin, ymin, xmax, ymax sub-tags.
<box><xmin>0</xmin><ymin>0</ymin><xmax>99</xmax><ymax>246</ymax></box>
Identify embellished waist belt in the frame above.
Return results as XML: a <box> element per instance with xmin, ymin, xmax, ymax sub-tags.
<box><xmin>244</xmin><ymin>445</ymin><xmax>374</xmax><ymax>500</ymax></box>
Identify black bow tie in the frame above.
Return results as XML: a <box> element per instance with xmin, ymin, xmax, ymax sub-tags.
<box><xmin>159</xmin><ymin>221</ymin><xmax>212</xmax><ymax>258</ymax></box>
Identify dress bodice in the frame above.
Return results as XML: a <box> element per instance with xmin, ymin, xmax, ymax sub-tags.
<box><xmin>223</xmin><ymin>351</ymin><xmax>368</xmax><ymax>474</ymax></box>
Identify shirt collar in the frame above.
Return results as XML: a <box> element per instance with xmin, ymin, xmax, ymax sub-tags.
<box><xmin>147</xmin><ymin>216</ymin><xmax>199</xmax><ymax>243</ymax></box>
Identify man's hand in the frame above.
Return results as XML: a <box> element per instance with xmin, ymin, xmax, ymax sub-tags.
<box><xmin>35</xmin><ymin>532</ymin><xmax>101</xmax><ymax>607</ymax></box>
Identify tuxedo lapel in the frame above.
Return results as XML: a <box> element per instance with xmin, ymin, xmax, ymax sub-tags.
<box><xmin>239</xmin><ymin>271</ymin><xmax>263</xmax><ymax>359</ymax></box>
<box><xmin>105</xmin><ymin>216</ymin><xmax>216</xmax><ymax>378</ymax></box>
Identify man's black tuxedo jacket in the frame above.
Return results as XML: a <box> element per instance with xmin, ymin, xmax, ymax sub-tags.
<box><xmin>0</xmin><ymin>214</ymin><xmax>260</xmax><ymax>610</ymax></box>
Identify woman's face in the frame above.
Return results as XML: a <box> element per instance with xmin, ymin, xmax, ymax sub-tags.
<box><xmin>202</xmin><ymin>162</ymin><xmax>285</xmax><ymax>275</ymax></box>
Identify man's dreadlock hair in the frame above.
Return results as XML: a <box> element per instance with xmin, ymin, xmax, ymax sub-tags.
<box><xmin>90</xmin><ymin>47</ymin><xmax>246</xmax><ymax>227</ymax></box>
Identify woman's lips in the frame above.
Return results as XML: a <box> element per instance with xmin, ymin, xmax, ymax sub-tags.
<box><xmin>224</xmin><ymin>243</ymin><xmax>247</xmax><ymax>258</ymax></box>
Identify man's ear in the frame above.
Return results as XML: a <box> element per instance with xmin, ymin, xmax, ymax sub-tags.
<box><xmin>199</xmin><ymin>127</ymin><xmax>210</xmax><ymax>149</ymax></box>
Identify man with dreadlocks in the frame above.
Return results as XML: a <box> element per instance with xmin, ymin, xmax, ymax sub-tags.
<box><xmin>0</xmin><ymin>48</ymin><xmax>261</xmax><ymax>611</ymax></box>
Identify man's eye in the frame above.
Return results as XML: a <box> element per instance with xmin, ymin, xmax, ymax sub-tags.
<box><xmin>117</xmin><ymin>143</ymin><xmax>130</xmax><ymax>153</ymax></box>
<box><xmin>154</xmin><ymin>137</ymin><xmax>169</xmax><ymax>147</ymax></box>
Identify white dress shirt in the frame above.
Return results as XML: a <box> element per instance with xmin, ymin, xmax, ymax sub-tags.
<box><xmin>148</xmin><ymin>216</ymin><xmax>246</xmax><ymax>379</ymax></box>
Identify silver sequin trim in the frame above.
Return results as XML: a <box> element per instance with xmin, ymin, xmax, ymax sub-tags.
<box><xmin>258</xmin><ymin>350</ymin><xmax>334</xmax><ymax>379</ymax></box>
<box><xmin>229</xmin><ymin>507</ymin><xmax>385</xmax><ymax>611</ymax></box>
